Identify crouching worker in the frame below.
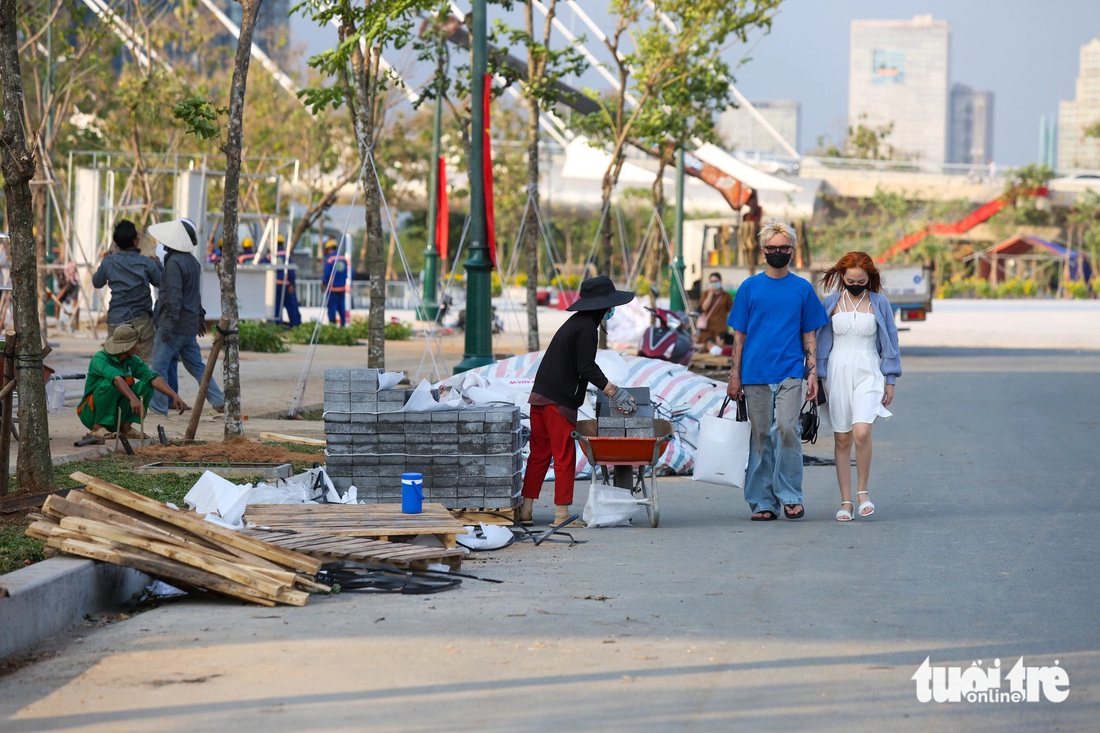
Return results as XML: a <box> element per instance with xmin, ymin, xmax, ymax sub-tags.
<box><xmin>520</xmin><ymin>276</ymin><xmax>638</xmax><ymax>527</ymax></box>
<box><xmin>76</xmin><ymin>323</ymin><xmax>188</xmax><ymax>444</ymax></box>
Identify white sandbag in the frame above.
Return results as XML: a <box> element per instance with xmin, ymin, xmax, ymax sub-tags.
<box><xmin>582</xmin><ymin>483</ymin><xmax>640</xmax><ymax>527</ymax></box>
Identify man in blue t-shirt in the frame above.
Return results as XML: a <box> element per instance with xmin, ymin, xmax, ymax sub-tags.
<box><xmin>727</xmin><ymin>221</ymin><xmax>828</xmax><ymax>521</ymax></box>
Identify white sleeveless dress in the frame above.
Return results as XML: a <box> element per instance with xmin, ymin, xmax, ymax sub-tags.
<box><xmin>826</xmin><ymin>301</ymin><xmax>892</xmax><ymax>433</ymax></box>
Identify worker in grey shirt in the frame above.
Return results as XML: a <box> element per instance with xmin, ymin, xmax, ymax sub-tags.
<box><xmin>92</xmin><ymin>220</ymin><xmax>162</xmax><ymax>363</ymax></box>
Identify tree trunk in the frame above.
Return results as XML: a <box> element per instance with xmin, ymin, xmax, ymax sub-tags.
<box><xmin>0</xmin><ymin>0</ymin><xmax>54</xmax><ymax>490</ymax></box>
<box><xmin>523</xmin><ymin>1</ymin><xmax>541</xmax><ymax>352</ymax></box>
<box><xmin>33</xmin><ymin>168</ymin><xmax>48</xmax><ymax>338</ymax></box>
<box><xmin>218</xmin><ymin>0</ymin><xmax>263</xmax><ymax>440</ymax></box>
<box><xmin>350</xmin><ymin>40</ymin><xmax>385</xmax><ymax>369</ymax></box>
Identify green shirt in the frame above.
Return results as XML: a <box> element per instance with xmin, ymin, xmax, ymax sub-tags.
<box><xmin>82</xmin><ymin>350</ymin><xmax>159</xmax><ymax>398</ymax></box>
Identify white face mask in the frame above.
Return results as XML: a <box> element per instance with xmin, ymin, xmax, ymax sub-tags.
<box><xmin>603</xmin><ymin>307</ymin><xmax>616</xmax><ymax>321</ymax></box>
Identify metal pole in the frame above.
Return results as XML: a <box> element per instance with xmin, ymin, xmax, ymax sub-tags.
<box><xmin>669</xmin><ymin>146</ymin><xmax>687</xmax><ymax>312</ymax></box>
<box><xmin>419</xmin><ymin>28</ymin><xmax>444</xmax><ymax>323</ymax></box>
<box><xmin>454</xmin><ymin>0</ymin><xmax>494</xmax><ymax>373</ymax></box>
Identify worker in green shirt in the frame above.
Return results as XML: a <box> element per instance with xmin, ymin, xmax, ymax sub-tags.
<box><xmin>76</xmin><ymin>323</ymin><xmax>188</xmax><ymax>444</ymax></box>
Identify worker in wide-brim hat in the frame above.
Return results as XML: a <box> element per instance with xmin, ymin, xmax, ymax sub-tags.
<box><xmin>519</xmin><ymin>276</ymin><xmax>638</xmax><ymax>527</ymax></box>
<box><xmin>146</xmin><ymin>218</ymin><xmax>226</xmax><ymax>417</ymax></box>
<box><xmin>75</xmin><ymin>323</ymin><xmax>188</xmax><ymax>444</ymax></box>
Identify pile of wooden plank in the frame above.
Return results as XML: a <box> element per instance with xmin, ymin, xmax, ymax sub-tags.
<box><xmin>26</xmin><ymin>472</ymin><xmax>328</xmax><ymax>607</ymax></box>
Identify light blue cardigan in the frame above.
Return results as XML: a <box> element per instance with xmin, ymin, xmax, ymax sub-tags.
<box><xmin>817</xmin><ymin>291</ymin><xmax>903</xmax><ymax>385</ymax></box>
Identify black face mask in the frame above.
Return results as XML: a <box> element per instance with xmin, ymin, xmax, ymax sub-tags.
<box><xmin>845</xmin><ymin>284</ymin><xmax>868</xmax><ymax>296</ymax></box>
<box><xmin>764</xmin><ymin>251</ymin><xmax>792</xmax><ymax>269</ymax></box>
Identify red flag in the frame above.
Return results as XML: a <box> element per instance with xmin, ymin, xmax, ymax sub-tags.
<box><xmin>436</xmin><ymin>156</ymin><xmax>449</xmax><ymax>262</ymax></box>
<box><xmin>483</xmin><ymin>72</ymin><xmax>498</xmax><ymax>269</ymax></box>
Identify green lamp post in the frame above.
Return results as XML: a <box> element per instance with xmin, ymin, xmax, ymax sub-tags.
<box><xmin>454</xmin><ymin>0</ymin><xmax>494</xmax><ymax>374</ymax></box>
<box><xmin>417</xmin><ymin>29</ymin><xmax>445</xmax><ymax>323</ymax></box>
<box><xmin>669</xmin><ymin>146</ymin><xmax>687</xmax><ymax>312</ymax></box>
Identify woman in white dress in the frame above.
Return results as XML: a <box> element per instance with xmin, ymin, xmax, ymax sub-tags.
<box><xmin>816</xmin><ymin>252</ymin><xmax>902</xmax><ymax>521</ymax></box>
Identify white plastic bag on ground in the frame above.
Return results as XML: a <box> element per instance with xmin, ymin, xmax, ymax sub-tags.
<box><xmin>402</xmin><ymin>379</ymin><xmax>464</xmax><ymax>412</ymax></box>
<box><xmin>378</xmin><ymin>371</ymin><xmax>405</xmax><ymax>390</ymax></box>
<box><xmin>582</xmin><ymin>484</ymin><xmax>640</xmax><ymax>527</ymax></box>
<box><xmin>184</xmin><ymin>471</ymin><xmax>250</xmax><ymax>526</ymax></box>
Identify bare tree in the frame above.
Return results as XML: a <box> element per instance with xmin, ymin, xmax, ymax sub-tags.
<box><xmin>217</xmin><ymin>0</ymin><xmax>265</xmax><ymax>439</ymax></box>
<box><xmin>0</xmin><ymin>0</ymin><xmax>54</xmax><ymax>489</ymax></box>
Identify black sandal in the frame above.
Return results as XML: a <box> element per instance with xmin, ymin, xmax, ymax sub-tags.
<box><xmin>751</xmin><ymin>510</ymin><xmax>778</xmax><ymax>521</ymax></box>
<box><xmin>783</xmin><ymin>504</ymin><xmax>805</xmax><ymax>520</ymax></box>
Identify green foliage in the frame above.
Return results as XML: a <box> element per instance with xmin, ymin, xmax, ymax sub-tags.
<box><xmin>173</xmin><ymin>96</ymin><xmax>227</xmax><ymax>141</ymax></box>
<box><xmin>1064</xmin><ymin>280</ymin><xmax>1093</xmax><ymax>299</ymax></box>
<box><xmin>285</xmin><ymin>322</ymin><xmax>360</xmax><ymax>346</ymax></box>
<box><xmin>938</xmin><ymin>276</ymin><xmax>1043</xmax><ymax>299</ymax></box>
<box><xmin>1085</xmin><ymin>120</ymin><xmax>1100</xmax><ymax>139</ymax></box>
<box><xmin>238</xmin><ymin>320</ymin><xmax>290</xmax><ymax>353</ymax></box>
<box><xmin>385</xmin><ymin>320</ymin><xmax>413</xmax><ymax>340</ymax></box>
<box><xmin>0</xmin><ymin>524</ymin><xmax>45</xmax><ymax>576</ymax></box>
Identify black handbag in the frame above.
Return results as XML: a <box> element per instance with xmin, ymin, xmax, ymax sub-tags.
<box><xmin>799</xmin><ymin>399</ymin><xmax>819</xmax><ymax>444</ymax></box>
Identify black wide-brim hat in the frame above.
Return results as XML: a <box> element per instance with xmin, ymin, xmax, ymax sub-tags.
<box><xmin>567</xmin><ymin>276</ymin><xmax>636</xmax><ymax>312</ymax></box>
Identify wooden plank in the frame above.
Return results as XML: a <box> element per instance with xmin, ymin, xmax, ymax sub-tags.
<box><xmin>75</xmin><ymin>493</ymin><xmax>289</xmax><ymax>572</ymax></box>
<box><xmin>57</xmin><ymin>516</ymin><xmax>290</xmax><ymax>597</ymax></box>
<box><xmin>73</xmin><ymin>472</ymin><xmax>321</xmax><ymax>573</ymax></box>
<box><xmin>245</xmin><ymin>502</ymin><xmax>465</xmax><ymax>536</ymax></box>
<box><xmin>55</xmin><ymin>535</ymin><xmax>282</xmax><ymax>607</ymax></box>
<box><xmin>259</xmin><ymin>432</ymin><xmax>325</xmax><ymax>447</ymax></box>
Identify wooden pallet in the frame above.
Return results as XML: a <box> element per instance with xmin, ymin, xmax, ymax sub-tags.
<box><xmin>449</xmin><ymin>506</ymin><xmax>517</xmax><ymax>526</ymax></box>
<box><xmin>690</xmin><ymin>353</ymin><xmax>732</xmax><ymax>379</ymax></box>
<box><xmin>244</xmin><ymin>529</ymin><xmax>465</xmax><ymax>571</ymax></box>
<box><xmin>244</xmin><ymin>502</ymin><xmax>467</xmax><ymax>548</ymax></box>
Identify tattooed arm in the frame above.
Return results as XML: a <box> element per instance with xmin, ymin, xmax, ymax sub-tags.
<box><xmin>726</xmin><ymin>330</ymin><xmax>746</xmax><ymax>399</ymax></box>
<box><xmin>802</xmin><ymin>330</ymin><xmax>819</xmax><ymax>403</ymax></box>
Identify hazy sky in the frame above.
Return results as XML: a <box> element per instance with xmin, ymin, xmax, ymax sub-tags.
<box><xmin>289</xmin><ymin>1</ymin><xmax>1100</xmax><ymax>167</ymax></box>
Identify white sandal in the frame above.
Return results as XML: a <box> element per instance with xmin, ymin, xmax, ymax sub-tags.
<box><xmin>857</xmin><ymin>491</ymin><xmax>875</xmax><ymax>517</ymax></box>
<box><xmin>835</xmin><ymin>501</ymin><xmax>854</xmax><ymax>522</ymax></box>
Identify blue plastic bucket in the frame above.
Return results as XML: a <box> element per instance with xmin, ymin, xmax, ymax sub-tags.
<box><xmin>401</xmin><ymin>472</ymin><xmax>424</xmax><ymax>514</ymax></box>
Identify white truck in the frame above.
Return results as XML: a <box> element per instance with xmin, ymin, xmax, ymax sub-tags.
<box><xmin>683</xmin><ymin>218</ymin><xmax>932</xmax><ymax>323</ymax></box>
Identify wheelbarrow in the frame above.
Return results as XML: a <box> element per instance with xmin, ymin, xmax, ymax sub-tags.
<box><xmin>572</xmin><ymin>419</ymin><xmax>673</xmax><ymax>528</ymax></box>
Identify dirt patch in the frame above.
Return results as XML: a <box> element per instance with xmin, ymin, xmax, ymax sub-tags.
<box><xmin>134</xmin><ymin>436</ymin><xmax>323</xmax><ymax>465</ymax></box>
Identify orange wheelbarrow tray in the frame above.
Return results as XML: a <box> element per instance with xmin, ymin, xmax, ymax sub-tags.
<box><xmin>571</xmin><ymin>419</ymin><xmax>674</xmax><ymax>528</ymax></box>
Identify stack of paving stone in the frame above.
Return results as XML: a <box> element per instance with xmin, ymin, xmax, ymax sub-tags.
<box><xmin>323</xmin><ymin>368</ymin><xmax>522</xmax><ymax>508</ymax></box>
<box><xmin>595</xmin><ymin>387</ymin><xmax>655</xmax><ymax>437</ymax></box>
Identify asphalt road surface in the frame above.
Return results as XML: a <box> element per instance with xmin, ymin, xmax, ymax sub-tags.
<box><xmin>0</xmin><ymin>345</ymin><xmax>1097</xmax><ymax>731</ymax></box>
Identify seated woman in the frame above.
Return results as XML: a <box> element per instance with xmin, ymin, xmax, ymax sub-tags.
<box><xmin>76</xmin><ymin>323</ymin><xmax>188</xmax><ymax>444</ymax></box>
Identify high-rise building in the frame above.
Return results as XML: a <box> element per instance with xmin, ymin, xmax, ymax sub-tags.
<box><xmin>1058</xmin><ymin>36</ymin><xmax>1100</xmax><ymax>171</ymax></box>
<box><xmin>948</xmin><ymin>84</ymin><xmax>994</xmax><ymax>166</ymax></box>
<box><xmin>717</xmin><ymin>99</ymin><xmax>801</xmax><ymax>156</ymax></box>
<box><xmin>214</xmin><ymin>0</ymin><xmax>291</xmax><ymax>61</ymax></box>
<box><xmin>849</xmin><ymin>15</ymin><xmax>950</xmax><ymax>163</ymax></box>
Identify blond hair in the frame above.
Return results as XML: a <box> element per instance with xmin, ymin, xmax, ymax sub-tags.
<box><xmin>757</xmin><ymin>220</ymin><xmax>797</xmax><ymax>249</ymax></box>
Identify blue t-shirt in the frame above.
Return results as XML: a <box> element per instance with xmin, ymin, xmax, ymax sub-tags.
<box><xmin>728</xmin><ymin>272</ymin><xmax>828</xmax><ymax>385</ymax></box>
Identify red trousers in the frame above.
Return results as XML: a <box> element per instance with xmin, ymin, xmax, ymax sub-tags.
<box><xmin>522</xmin><ymin>404</ymin><xmax>577</xmax><ymax>506</ymax></box>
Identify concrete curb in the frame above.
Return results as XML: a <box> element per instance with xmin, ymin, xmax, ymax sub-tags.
<box><xmin>0</xmin><ymin>558</ymin><xmax>151</xmax><ymax>660</ymax></box>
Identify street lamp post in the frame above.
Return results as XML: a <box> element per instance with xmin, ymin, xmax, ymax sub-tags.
<box><xmin>669</xmin><ymin>146</ymin><xmax>687</xmax><ymax>312</ymax></box>
<box><xmin>454</xmin><ymin>0</ymin><xmax>494</xmax><ymax>373</ymax></box>
<box><xmin>418</xmin><ymin>32</ymin><xmax>445</xmax><ymax>323</ymax></box>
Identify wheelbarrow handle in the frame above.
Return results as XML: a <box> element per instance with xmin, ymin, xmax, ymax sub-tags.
<box><xmin>570</xmin><ymin>431</ymin><xmax>597</xmax><ymax>465</ymax></box>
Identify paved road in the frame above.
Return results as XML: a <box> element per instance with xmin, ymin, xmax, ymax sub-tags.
<box><xmin>0</xmin><ymin>345</ymin><xmax>1096</xmax><ymax>731</ymax></box>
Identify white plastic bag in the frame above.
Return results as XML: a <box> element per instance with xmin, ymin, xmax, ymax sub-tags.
<box><xmin>582</xmin><ymin>483</ymin><xmax>640</xmax><ymax>527</ymax></box>
<box><xmin>692</xmin><ymin>396</ymin><xmax>751</xmax><ymax>488</ymax></box>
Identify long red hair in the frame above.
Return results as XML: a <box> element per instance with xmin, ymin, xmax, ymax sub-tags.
<box><xmin>822</xmin><ymin>251</ymin><xmax>881</xmax><ymax>293</ymax></box>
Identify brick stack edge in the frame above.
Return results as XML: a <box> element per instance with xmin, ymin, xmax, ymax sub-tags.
<box><xmin>323</xmin><ymin>368</ymin><xmax>522</xmax><ymax>508</ymax></box>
